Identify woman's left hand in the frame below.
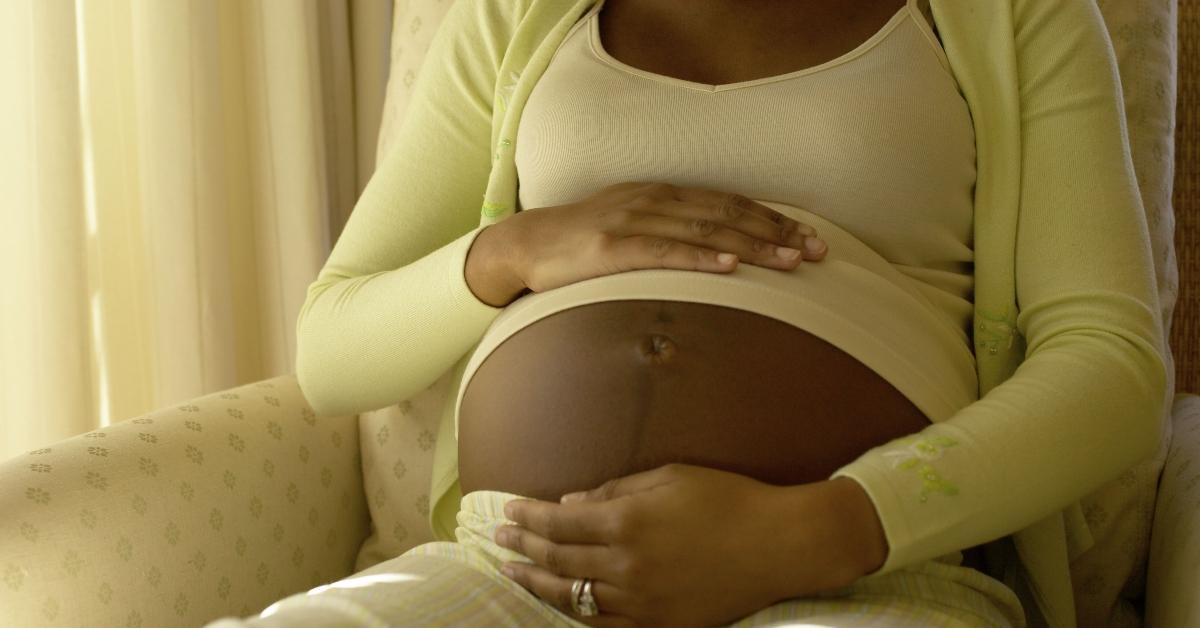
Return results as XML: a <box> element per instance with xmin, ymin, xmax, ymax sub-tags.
<box><xmin>495</xmin><ymin>463</ymin><xmax>885</xmax><ymax>628</ymax></box>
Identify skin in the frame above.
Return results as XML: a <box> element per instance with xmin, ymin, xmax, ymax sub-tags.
<box><xmin>594</xmin><ymin>0</ymin><xmax>915</xmax><ymax>89</ymax></box>
<box><xmin>499</xmin><ymin>464</ymin><xmax>887</xmax><ymax>628</ymax></box>
<box><xmin>466</xmin><ymin>1</ymin><xmax>983</xmax><ymax>625</ymax></box>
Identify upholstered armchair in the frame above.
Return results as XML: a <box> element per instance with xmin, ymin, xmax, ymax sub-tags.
<box><xmin>2</xmin><ymin>1</ymin><xmax>1198</xmax><ymax>627</ymax></box>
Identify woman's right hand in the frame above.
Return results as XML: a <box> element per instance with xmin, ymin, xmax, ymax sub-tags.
<box><xmin>506</xmin><ymin>181</ymin><xmax>828</xmax><ymax>294</ymax></box>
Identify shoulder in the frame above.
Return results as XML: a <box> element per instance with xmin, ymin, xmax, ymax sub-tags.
<box><xmin>444</xmin><ymin>0</ymin><xmax>591</xmax><ymax>56</ymax></box>
<box><xmin>453</xmin><ymin>0</ymin><xmax>585</xmax><ymax>31</ymax></box>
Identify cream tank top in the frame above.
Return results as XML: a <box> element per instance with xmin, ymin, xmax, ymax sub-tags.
<box><xmin>514</xmin><ymin>0</ymin><xmax>977</xmax><ymax>337</ymax></box>
<box><xmin>455</xmin><ymin>0</ymin><xmax>980</xmax><ymax>437</ymax></box>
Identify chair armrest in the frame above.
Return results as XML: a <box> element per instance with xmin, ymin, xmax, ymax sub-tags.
<box><xmin>0</xmin><ymin>373</ymin><xmax>369</xmax><ymax>628</ymax></box>
<box><xmin>1146</xmin><ymin>392</ymin><xmax>1200</xmax><ymax>628</ymax></box>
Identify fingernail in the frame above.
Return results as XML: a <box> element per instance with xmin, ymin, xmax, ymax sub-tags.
<box><xmin>501</xmin><ymin>564</ymin><xmax>515</xmax><ymax>578</ymax></box>
<box><xmin>776</xmin><ymin>246</ymin><xmax>802</xmax><ymax>261</ymax></box>
<box><xmin>560</xmin><ymin>492</ymin><xmax>583</xmax><ymax>503</ymax></box>
<box><xmin>804</xmin><ymin>237</ymin><xmax>826</xmax><ymax>253</ymax></box>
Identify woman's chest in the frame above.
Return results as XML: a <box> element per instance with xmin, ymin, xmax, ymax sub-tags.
<box><xmin>596</xmin><ymin>0</ymin><xmax>910</xmax><ymax>87</ymax></box>
<box><xmin>516</xmin><ymin>11</ymin><xmax>977</xmax><ymax>273</ymax></box>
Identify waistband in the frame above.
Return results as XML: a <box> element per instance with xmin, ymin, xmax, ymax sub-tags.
<box><xmin>454</xmin><ymin>201</ymin><xmax>977</xmax><ymax>441</ymax></box>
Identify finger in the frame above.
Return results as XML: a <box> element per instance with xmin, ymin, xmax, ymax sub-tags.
<box><xmin>620</xmin><ymin>211</ymin><xmax>806</xmax><ymax>270</ymax></box>
<box><xmin>563</xmin><ymin>463</ymin><xmax>681</xmax><ymax>503</ymax></box>
<box><xmin>679</xmin><ymin>188</ymin><xmax>818</xmax><ymax>241</ymax></box>
<box><xmin>497</xmin><ymin>524</ymin><xmax>615</xmax><ymax>580</ymax></box>
<box><xmin>643</xmin><ymin>197</ymin><xmax>816</xmax><ymax>258</ymax></box>
<box><xmin>627</xmin><ymin>182</ymin><xmax>818</xmax><ymax>245</ymax></box>
<box><xmin>503</xmin><ymin>561</ymin><xmax>637</xmax><ymax>624</ymax></box>
<box><xmin>504</xmin><ymin>498</ymin><xmax>622</xmax><ymax>544</ymax></box>
<box><xmin>610</xmin><ymin>234</ymin><xmax>742</xmax><ymax>273</ymax></box>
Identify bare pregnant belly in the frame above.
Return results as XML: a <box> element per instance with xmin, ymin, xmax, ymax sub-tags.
<box><xmin>456</xmin><ymin>299</ymin><xmax>932</xmax><ymax>501</ymax></box>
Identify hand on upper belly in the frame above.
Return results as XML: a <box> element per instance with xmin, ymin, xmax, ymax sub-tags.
<box><xmin>512</xmin><ymin>184</ymin><xmax>828</xmax><ymax>295</ymax></box>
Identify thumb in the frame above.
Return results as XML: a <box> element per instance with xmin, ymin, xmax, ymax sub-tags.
<box><xmin>559</xmin><ymin>464</ymin><xmax>682</xmax><ymax>503</ymax></box>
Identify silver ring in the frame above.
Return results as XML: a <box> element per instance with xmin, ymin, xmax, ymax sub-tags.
<box><xmin>571</xmin><ymin>577</ymin><xmax>599</xmax><ymax>617</ymax></box>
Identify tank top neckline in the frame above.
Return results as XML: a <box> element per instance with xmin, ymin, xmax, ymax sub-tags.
<box><xmin>587</xmin><ymin>0</ymin><xmax>946</xmax><ymax>94</ymax></box>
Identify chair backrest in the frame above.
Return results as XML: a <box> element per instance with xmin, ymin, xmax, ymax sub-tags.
<box><xmin>1093</xmin><ymin>0</ymin><xmax>1186</xmax><ymax>398</ymax></box>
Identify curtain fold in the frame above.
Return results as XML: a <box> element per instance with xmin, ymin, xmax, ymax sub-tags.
<box><xmin>0</xmin><ymin>0</ymin><xmax>392</xmax><ymax>462</ymax></box>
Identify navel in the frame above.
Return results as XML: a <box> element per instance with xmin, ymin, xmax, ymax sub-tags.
<box><xmin>636</xmin><ymin>333</ymin><xmax>678</xmax><ymax>364</ymax></box>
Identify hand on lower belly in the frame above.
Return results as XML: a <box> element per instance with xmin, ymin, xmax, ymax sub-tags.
<box><xmin>492</xmin><ymin>462</ymin><xmax>887</xmax><ymax>627</ymax></box>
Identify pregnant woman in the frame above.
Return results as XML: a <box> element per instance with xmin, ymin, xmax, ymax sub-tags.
<box><xmin>213</xmin><ymin>0</ymin><xmax>1168</xmax><ymax>626</ymax></box>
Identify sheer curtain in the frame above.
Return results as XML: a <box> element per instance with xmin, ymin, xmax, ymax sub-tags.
<box><xmin>0</xmin><ymin>0</ymin><xmax>392</xmax><ymax>462</ymax></box>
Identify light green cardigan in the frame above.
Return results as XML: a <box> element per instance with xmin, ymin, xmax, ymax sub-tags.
<box><xmin>295</xmin><ymin>1</ymin><xmax>1169</xmax><ymax>626</ymax></box>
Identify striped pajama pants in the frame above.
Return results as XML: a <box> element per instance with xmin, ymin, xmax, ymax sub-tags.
<box><xmin>204</xmin><ymin>490</ymin><xmax>1027</xmax><ymax>627</ymax></box>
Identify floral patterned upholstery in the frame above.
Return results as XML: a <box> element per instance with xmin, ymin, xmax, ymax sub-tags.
<box><xmin>351</xmin><ymin>365</ymin><xmax>458</xmax><ymax>572</ymax></box>
<box><xmin>0</xmin><ymin>1</ymin><xmax>1196</xmax><ymax>627</ymax></box>
<box><xmin>1147</xmin><ymin>394</ymin><xmax>1200</xmax><ymax>627</ymax></box>
<box><xmin>0</xmin><ymin>375</ymin><xmax>369</xmax><ymax>627</ymax></box>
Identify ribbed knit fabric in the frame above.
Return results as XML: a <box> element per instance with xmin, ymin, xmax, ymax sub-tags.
<box><xmin>516</xmin><ymin>0</ymin><xmax>977</xmax><ymax>343</ymax></box>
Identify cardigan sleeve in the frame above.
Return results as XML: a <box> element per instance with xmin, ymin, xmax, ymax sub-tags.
<box><xmin>829</xmin><ymin>0</ymin><xmax>1168</xmax><ymax>576</ymax></box>
<box><xmin>295</xmin><ymin>0</ymin><xmax>514</xmax><ymax>418</ymax></box>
